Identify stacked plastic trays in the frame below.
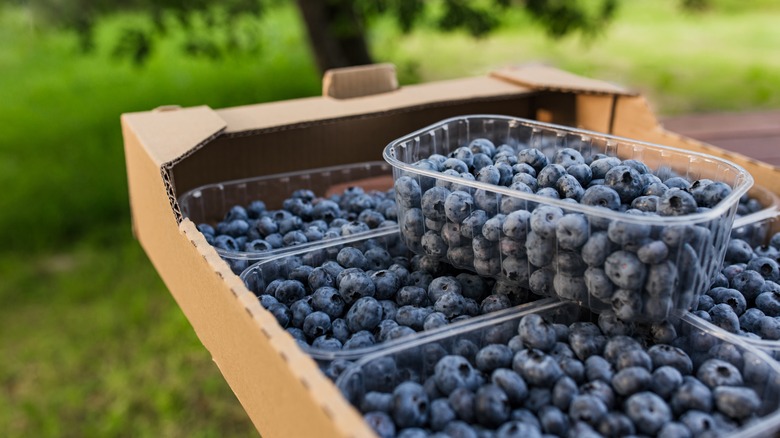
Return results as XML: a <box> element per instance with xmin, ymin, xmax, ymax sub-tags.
<box><xmin>336</xmin><ymin>301</ymin><xmax>780</xmax><ymax>437</ymax></box>
<box><xmin>225</xmin><ymin>115</ymin><xmax>780</xmax><ymax>436</ymax></box>
<box><xmin>179</xmin><ymin>162</ymin><xmax>397</xmax><ymax>274</ymax></box>
<box><xmin>240</xmin><ymin>228</ymin><xmax>554</xmax><ymax>371</ymax></box>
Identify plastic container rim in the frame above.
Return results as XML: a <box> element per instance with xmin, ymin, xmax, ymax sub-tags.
<box><xmin>177</xmin><ymin>161</ymin><xmax>393</xmax><ymax>260</ymax></box>
<box><xmin>383</xmin><ymin>114</ymin><xmax>754</xmax><ymax>226</ymax></box>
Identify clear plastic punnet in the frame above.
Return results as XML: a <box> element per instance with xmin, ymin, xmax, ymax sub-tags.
<box><xmin>179</xmin><ymin>162</ymin><xmax>395</xmax><ymax>274</ymax></box>
<box><xmin>732</xmin><ymin>205</ymin><xmax>780</xmax><ymax>248</ymax></box>
<box><xmin>240</xmin><ymin>227</ymin><xmax>550</xmax><ymax>368</ymax></box>
<box><xmin>701</xmin><ymin>211</ymin><xmax>780</xmax><ymax>359</ymax></box>
<box><xmin>337</xmin><ymin>300</ymin><xmax>780</xmax><ymax>438</ymax></box>
<box><xmin>384</xmin><ymin>115</ymin><xmax>753</xmax><ymax>323</ymax></box>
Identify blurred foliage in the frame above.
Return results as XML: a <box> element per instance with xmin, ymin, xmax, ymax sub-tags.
<box><xmin>13</xmin><ymin>0</ymin><xmax>620</xmax><ymax>65</ymax></box>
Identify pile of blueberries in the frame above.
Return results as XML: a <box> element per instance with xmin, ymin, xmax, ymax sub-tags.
<box><xmin>245</xmin><ymin>234</ymin><xmax>544</xmax><ymax>354</ymax></box>
<box><xmin>695</xmin><ymin>230</ymin><xmax>780</xmax><ymax>343</ymax></box>
<box><xmin>394</xmin><ymin>138</ymin><xmax>740</xmax><ymax>323</ymax></box>
<box><xmin>341</xmin><ymin>309</ymin><xmax>774</xmax><ymax>438</ymax></box>
<box><xmin>196</xmin><ymin>186</ymin><xmax>397</xmax><ymax>273</ymax></box>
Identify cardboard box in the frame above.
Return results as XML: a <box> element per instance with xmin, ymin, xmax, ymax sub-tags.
<box><xmin>121</xmin><ymin>64</ymin><xmax>780</xmax><ymax>437</ymax></box>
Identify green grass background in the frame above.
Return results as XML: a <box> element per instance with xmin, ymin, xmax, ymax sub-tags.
<box><xmin>1</xmin><ymin>1</ymin><xmax>779</xmax><ymax>436</ymax></box>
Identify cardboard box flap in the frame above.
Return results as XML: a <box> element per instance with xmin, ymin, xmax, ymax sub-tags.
<box><xmin>492</xmin><ymin>65</ymin><xmax>636</xmax><ymax>96</ymax></box>
<box><xmin>121</xmin><ymin>105</ymin><xmax>227</xmax><ymax>166</ymax></box>
<box><xmin>215</xmin><ymin>75</ymin><xmax>534</xmax><ymax>134</ymax></box>
<box><xmin>322</xmin><ymin>63</ymin><xmax>399</xmax><ymax>99</ymax></box>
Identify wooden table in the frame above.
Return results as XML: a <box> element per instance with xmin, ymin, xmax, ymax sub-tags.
<box><xmin>663</xmin><ymin>111</ymin><xmax>780</xmax><ymax>166</ymax></box>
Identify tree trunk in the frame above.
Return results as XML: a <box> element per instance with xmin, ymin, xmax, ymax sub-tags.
<box><xmin>295</xmin><ymin>0</ymin><xmax>374</xmax><ymax>73</ymax></box>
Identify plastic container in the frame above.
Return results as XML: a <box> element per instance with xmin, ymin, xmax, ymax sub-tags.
<box><xmin>337</xmin><ymin>300</ymin><xmax>780</xmax><ymax>437</ymax></box>
<box><xmin>240</xmin><ymin>228</ymin><xmax>549</xmax><ymax>368</ymax></box>
<box><xmin>384</xmin><ymin>115</ymin><xmax>753</xmax><ymax>323</ymax></box>
<box><xmin>731</xmin><ymin>186</ymin><xmax>780</xmax><ymax>247</ymax></box>
<box><xmin>179</xmin><ymin>162</ymin><xmax>395</xmax><ymax>274</ymax></box>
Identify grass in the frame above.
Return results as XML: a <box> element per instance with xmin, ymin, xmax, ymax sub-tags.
<box><xmin>2</xmin><ymin>0</ymin><xmax>780</xmax><ymax>436</ymax></box>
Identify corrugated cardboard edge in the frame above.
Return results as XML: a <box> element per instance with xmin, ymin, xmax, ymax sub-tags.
<box><xmin>121</xmin><ymin>106</ymin><xmax>227</xmax><ymax>223</ymax></box>
<box><xmin>180</xmin><ymin>220</ymin><xmax>373</xmax><ymax>438</ymax></box>
<box><xmin>323</xmin><ymin>63</ymin><xmax>399</xmax><ymax>99</ymax></box>
<box><xmin>492</xmin><ymin>64</ymin><xmax>637</xmax><ymax>97</ymax></box>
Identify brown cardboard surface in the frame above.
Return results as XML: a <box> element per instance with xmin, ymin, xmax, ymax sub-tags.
<box><xmin>123</xmin><ymin>64</ymin><xmax>780</xmax><ymax>438</ymax></box>
<box><xmin>492</xmin><ymin>64</ymin><xmax>635</xmax><ymax>96</ymax></box>
<box><xmin>214</xmin><ymin>76</ymin><xmax>532</xmax><ymax>134</ymax></box>
<box><xmin>323</xmin><ymin>63</ymin><xmax>399</xmax><ymax>99</ymax></box>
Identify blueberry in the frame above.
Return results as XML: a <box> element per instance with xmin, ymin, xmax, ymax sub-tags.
<box><xmin>517</xmin><ymin>148</ymin><xmax>548</xmax><ymax>171</ymax></box>
<box><xmin>312</xmin><ymin>334</ymin><xmax>342</xmax><ymax>351</ymax></box>
<box><xmin>428</xmin><ymin>398</ymin><xmax>457</xmax><ymax>431</ymax></box>
<box><xmin>732</xmin><ymin>270</ymin><xmax>766</xmax><ymax>302</ymax></box>
<box><xmin>555</xmin><ymin>214</ymin><xmax>589</xmax><ymax>250</ymax></box>
<box><xmin>435</xmin><ymin>355</ymin><xmax>481</xmax><ymax>395</ymax></box>
<box><xmin>607</xmin><ymin>220</ymin><xmax>651</xmax><ymax>249</ymax></box>
<box><xmin>259</xmin><ymin>292</ymin><xmax>280</xmax><ymax>309</ymax></box>
<box><xmin>434</xmin><ymin>292</ymin><xmax>467</xmax><ymax>319</ymax></box>
<box><xmin>610</xmin><ymin>288</ymin><xmax>642</xmax><ymax>321</ymax></box>
<box><xmin>604</xmin><ymin>165</ymin><xmax>643</xmax><ymax>203</ymax></box>
<box><xmin>461</xmin><ymin>210</ymin><xmax>489</xmax><ymax>239</ymax></box>
<box><xmin>481</xmin><ymin>214</ymin><xmax>506</xmax><ymax>242</ymax></box>
<box><xmin>444</xmin><ymin>421</ymin><xmax>479</xmax><ymax>438</ymax></box>
<box><xmin>517</xmin><ymin>314</ymin><xmax>557</xmax><ymax>352</ymax></box>
<box><xmin>427</xmin><ymin>276</ymin><xmax>462</xmax><ymax>302</ymax></box>
<box><xmin>664</xmin><ymin>176</ymin><xmax>691</xmax><ymax>190</ymax></box>
<box><xmin>338</xmin><ymin>269</ymin><xmax>376</xmax><ymax>304</ymax></box>
<box><xmin>713</xmin><ymin>386</ymin><xmax>761</xmax><ymax>419</ymax></box>
<box><xmin>401</xmin><ymin>208</ymin><xmax>425</xmax><ymax>243</ymax></box>
<box><xmin>597</xmin><ymin>310</ymin><xmax>633</xmax><ymax>336</ymax></box>
<box><xmin>391</xmin><ymin>382</ymin><xmax>429</xmax><ymax>428</ymax></box>
<box><xmin>337</xmin><ymin>247</ymin><xmax>369</xmax><ymax>270</ymax></box>
<box><xmin>567</xmin><ymin>163</ymin><xmax>592</xmax><ymax>187</ymax></box>
<box><xmin>529</xmin><ymin>266</ymin><xmax>555</xmax><ymax>296</ymax></box>
<box><xmin>739</xmin><ymin>308</ymin><xmax>765</xmax><ymax>333</ymax></box>
<box><xmin>585</xmin><ymin>355</ymin><xmax>614</xmax><ymax>382</ymax></box>
<box><xmin>568</xmin><ymin>322</ymin><xmax>607</xmax><ymax>361</ymax></box>
<box><xmin>557</xmin><ymin>174</ymin><xmax>584</xmax><ymax>201</ymax></box>
<box><xmin>274</xmin><ymin>279</ymin><xmax>306</xmax><ymax>305</ymax></box>
<box><xmin>590</xmin><ymin>157</ymin><xmax>621</xmax><ymax>180</ymax></box>
<box><xmin>637</xmin><ymin>240</ymin><xmax>669</xmax><ymax>264</ymax></box>
<box><xmin>395</xmin><ymin>306</ymin><xmax>432</xmax><ymax>331</ymax></box>
<box><xmin>580</xmin><ymin>185</ymin><xmax>621</xmax><ymax>211</ymax></box>
<box><xmin>370</xmin><ymin>270</ymin><xmax>401</xmax><ymax>301</ymax></box>
<box><xmin>267</xmin><ymin>303</ymin><xmax>291</xmax><ymax>328</ymax></box>
<box><xmin>643</xmin><ymin>182</ymin><xmax>669</xmax><ymax>197</ymax></box>
<box><xmin>708</xmin><ymin>303</ymin><xmax>740</xmax><ymax>333</ymax></box>
<box><xmin>480</xmin><ymin>294</ymin><xmax>512</xmax><ymax>314</ymax></box>
<box><xmin>395</xmin><ymin>285</ymin><xmax>427</xmax><ymax>307</ymax></box>
<box><xmin>513</xmin><ymin>349</ymin><xmax>563</xmax><ymax>387</ymax></box>
<box><xmin>696</xmin><ymin>181</ymin><xmax>732</xmax><ymax>208</ymax></box>
<box><xmin>486</xmin><ymin>368</ymin><xmax>527</xmax><ymax>406</ymax></box>
<box><xmin>697</xmin><ymin>359</ymin><xmax>743</xmax><ymax>389</ymax></box>
<box><xmin>445</xmin><ymin>191</ymin><xmax>475</xmax><ymax>224</ymax></box>
<box><xmin>604</xmin><ymin>251</ymin><xmax>646</xmax><ymax>290</ymax></box>
<box><xmin>569</xmin><ymin>394</ymin><xmax>607</xmax><ymax>426</ymax></box>
<box><xmin>657</xmin><ymin>422</ymin><xmax>692</xmax><ymax>438</ymax></box>
<box><xmin>421</xmin><ymin>186</ymin><xmax>451</xmax><ymax>222</ymax></box>
<box><xmin>511</xmin><ymin>172</ymin><xmax>538</xmax><ymax>191</ymax></box>
<box><xmin>474</xmin><ymin>189</ymin><xmax>499</xmax><ymax>216</ymax></box>
<box><xmin>680</xmin><ymin>411</ymin><xmax>720</xmax><ymax>437</ymax></box>
<box><xmin>707</xmin><ymin>287</ymin><xmax>746</xmax><ymax>315</ymax></box>
<box><xmin>612</xmin><ymin>366</ymin><xmax>651</xmax><ymax>396</ymax></box>
<box><xmin>725</xmin><ymin>239</ymin><xmax>754</xmax><ymax>264</ymax></box>
<box><xmin>496</xmin><ymin>421</ymin><xmax>542</xmax><ymax>438</ymax></box>
<box><xmin>530</xmin><ymin>205</ymin><xmax>564</xmax><ymax>240</ymax></box>
<box><xmin>448</xmin><ymin>387</ymin><xmax>476</xmax><ymax>423</ymax></box>
<box><xmin>502</xmin><ymin>210</ymin><xmax>532</xmax><ymax>240</ymax></box>
<box><xmin>472</xmin><ymin>153</ymin><xmax>494</xmax><ymax>172</ymax></box>
<box><xmin>748</xmin><ymin>256</ymin><xmax>780</xmax><ymax>282</ymax></box>
<box><xmin>551</xmin><ymin>274</ymin><xmax>586</xmax><ymax>303</ymax></box>
<box><xmin>756</xmin><ymin>290</ymin><xmax>780</xmax><ymax>317</ymax></box>
<box><xmin>645</xmin><ymin>261</ymin><xmax>678</xmax><ymax>298</ymax></box>
<box><xmin>759</xmin><ymin>315</ymin><xmax>780</xmax><ymax>339</ymax></box>
<box><xmin>622</xmin><ymin>159</ymin><xmax>650</xmax><ymax>174</ymax></box>
<box><xmin>290</xmin><ymin>299</ymin><xmax>314</xmax><ymax>327</ymax></box>
<box><xmin>657</xmin><ymin>188</ymin><xmax>698</xmax><ymax>216</ymax></box>
<box><xmin>548</xmin><ymin>376</ymin><xmax>577</xmax><ymax>411</ymax></box>
<box><xmin>581</xmin><ymin>232</ymin><xmax>612</xmax><ymax>267</ymax></box>
<box><xmin>626</xmin><ymin>391</ymin><xmax>672</xmax><ymax>435</ymax></box>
